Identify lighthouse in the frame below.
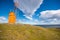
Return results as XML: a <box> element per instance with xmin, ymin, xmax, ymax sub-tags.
<box><xmin>8</xmin><ymin>12</ymin><xmax>16</xmax><ymax>24</ymax></box>
<box><xmin>8</xmin><ymin>1</ymin><xmax>18</xmax><ymax>24</ymax></box>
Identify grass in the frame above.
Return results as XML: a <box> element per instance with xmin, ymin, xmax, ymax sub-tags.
<box><xmin>0</xmin><ymin>24</ymin><xmax>60</xmax><ymax>40</ymax></box>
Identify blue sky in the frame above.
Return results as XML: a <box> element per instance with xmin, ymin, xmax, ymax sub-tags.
<box><xmin>0</xmin><ymin>0</ymin><xmax>60</xmax><ymax>25</ymax></box>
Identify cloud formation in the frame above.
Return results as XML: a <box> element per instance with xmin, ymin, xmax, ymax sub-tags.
<box><xmin>16</xmin><ymin>19</ymin><xmax>39</xmax><ymax>25</ymax></box>
<box><xmin>39</xmin><ymin>9</ymin><xmax>60</xmax><ymax>24</ymax></box>
<box><xmin>16</xmin><ymin>9</ymin><xmax>60</xmax><ymax>25</ymax></box>
<box><xmin>13</xmin><ymin>0</ymin><xmax>43</xmax><ymax>20</ymax></box>
<box><xmin>0</xmin><ymin>16</ymin><xmax>8</xmax><ymax>23</ymax></box>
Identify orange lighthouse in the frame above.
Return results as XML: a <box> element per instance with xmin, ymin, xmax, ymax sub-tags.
<box><xmin>8</xmin><ymin>12</ymin><xmax>16</xmax><ymax>24</ymax></box>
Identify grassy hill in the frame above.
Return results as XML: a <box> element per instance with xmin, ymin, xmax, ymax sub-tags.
<box><xmin>0</xmin><ymin>24</ymin><xmax>60</xmax><ymax>40</ymax></box>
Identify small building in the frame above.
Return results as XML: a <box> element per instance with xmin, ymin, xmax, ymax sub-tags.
<box><xmin>8</xmin><ymin>12</ymin><xmax>16</xmax><ymax>24</ymax></box>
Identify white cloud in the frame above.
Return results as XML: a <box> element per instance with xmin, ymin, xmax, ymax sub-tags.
<box><xmin>13</xmin><ymin>0</ymin><xmax>43</xmax><ymax>20</ymax></box>
<box><xmin>23</xmin><ymin>15</ymin><xmax>32</xmax><ymax>20</ymax></box>
<box><xmin>0</xmin><ymin>16</ymin><xmax>8</xmax><ymax>23</ymax></box>
<box><xmin>16</xmin><ymin>18</ymin><xmax>39</xmax><ymax>25</ymax></box>
<box><xmin>39</xmin><ymin>9</ymin><xmax>60</xmax><ymax>24</ymax></box>
<box><xmin>16</xmin><ymin>9</ymin><xmax>60</xmax><ymax>25</ymax></box>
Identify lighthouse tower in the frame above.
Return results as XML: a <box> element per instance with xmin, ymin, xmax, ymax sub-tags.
<box><xmin>8</xmin><ymin>1</ymin><xmax>18</xmax><ymax>24</ymax></box>
<box><xmin>8</xmin><ymin>12</ymin><xmax>16</xmax><ymax>24</ymax></box>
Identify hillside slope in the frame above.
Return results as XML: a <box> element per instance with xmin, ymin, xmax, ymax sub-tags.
<box><xmin>0</xmin><ymin>24</ymin><xmax>60</xmax><ymax>40</ymax></box>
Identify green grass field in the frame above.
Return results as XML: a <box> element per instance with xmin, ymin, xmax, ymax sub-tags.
<box><xmin>0</xmin><ymin>24</ymin><xmax>60</xmax><ymax>40</ymax></box>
